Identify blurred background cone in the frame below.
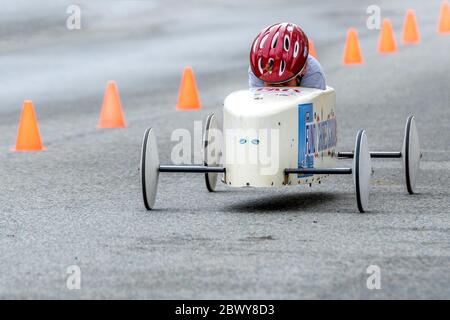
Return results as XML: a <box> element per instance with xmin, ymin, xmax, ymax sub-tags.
<box><xmin>402</xmin><ymin>9</ymin><xmax>421</xmax><ymax>44</ymax></box>
<box><xmin>176</xmin><ymin>66</ymin><xmax>201</xmax><ymax>111</ymax></box>
<box><xmin>378</xmin><ymin>18</ymin><xmax>398</xmax><ymax>53</ymax></box>
<box><xmin>343</xmin><ymin>28</ymin><xmax>363</xmax><ymax>65</ymax></box>
<box><xmin>308</xmin><ymin>39</ymin><xmax>318</xmax><ymax>59</ymax></box>
<box><xmin>12</xmin><ymin>100</ymin><xmax>45</xmax><ymax>152</ymax></box>
<box><xmin>438</xmin><ymin>1</ymin><xmax>450</xmax><ymax>34</ymax></box>
<box><xmin>98</xmin><ymin>81</ymin><xmax>126</xmax><ymax>128</ymax></box>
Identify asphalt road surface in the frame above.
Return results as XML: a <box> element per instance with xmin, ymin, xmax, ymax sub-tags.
<box><xmin>0</xmin><ymin>0</ymin><xmax>449</xmax><ymax>299</ymax></box>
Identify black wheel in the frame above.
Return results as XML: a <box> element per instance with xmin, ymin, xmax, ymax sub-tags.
<box><xmin>203</xmin><ymin>113</ymin><xmax>221</xmax><ymax>192</ymax></box>
<box><xmin>140</xmin><ymin>128</ymin><xmax>160</xmax><ymax>210</ymax></box>
<box><xmin>403</xmin><ymin>116</ymin><xmax>421</xmax><ymax>194</ymax></box>
<box><xmin>353</xmin><ymin>130</ymin><xmax>371</xmax><ymax>213</ymax></box>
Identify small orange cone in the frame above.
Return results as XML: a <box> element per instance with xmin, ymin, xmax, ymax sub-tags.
<box><xmin>12</xmin><ymin>100</ymin><xmax>45</xmax><ymax>152</ymax></box>
<box><xmin>402</xmin><ymin>9</ymin><xmax>421</xmax><ymax>44</ymax></box>
<box><xmin>176</xmin><ymin>66</ymin><xmax>201</xmax><ymax>111</ymax></box>
<box><xmin>309</xmin><ymin>39</ymin><xmax>318</xmax><ymax>59</ymax></box>
<box><xmin>438</xmin><ymin>1</ymin><xmax>450</xmax><ymax>34</ymax></box>
<box><xmin>343</xmin><ymin>28</ymin><xmax>363</xmax><ymax>65</ymax></box>
<box><xmin>98</xmin><ymin>81</ymin><xmax>126</xmax><ymax>128</ymax></box>
<box><xmin>378</xmin><ymin>18</ymin><xmax>398</xmax><ymax>53</ymax></box>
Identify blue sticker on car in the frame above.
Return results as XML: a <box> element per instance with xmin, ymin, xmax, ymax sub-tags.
<box><xmin>298</xmin><ymin>103</ymin><xmax>315</xmax><ymax>178</ymax></box>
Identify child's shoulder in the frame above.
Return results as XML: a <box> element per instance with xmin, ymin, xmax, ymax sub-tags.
<box><xmin>306</xmin><ymin>55</ymin><xmax>324</xmax><ymax>74</ymax></box>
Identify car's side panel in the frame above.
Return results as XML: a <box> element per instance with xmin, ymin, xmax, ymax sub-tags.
<box><xmin>223</xmin><ymin>87</ymin><xmax>337</xmax><ymax>188</ymax></box>
<box><xmin>293</xmin><ymin>92</ymin><xmax>338</xmax><ymax>185</ymax></box>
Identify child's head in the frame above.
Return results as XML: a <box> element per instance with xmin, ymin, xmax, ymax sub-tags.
<box><xmin>250</xmin><ymin>22</ymin><xmax>309</xmax><ymax>87</ymax></box>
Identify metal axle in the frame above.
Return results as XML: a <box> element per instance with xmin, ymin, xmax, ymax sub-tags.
<box><xmin>284</xmin><ymin>168</ymin><xmax>352</xmax><ymax>175</ymax></box>
<box><xmin>159</xmin><ymin>165</ymin><xmax>225</xmax><ymax>173</ymax></box>
<box><xmin>338</xmin><ymin>151</ymin><xmax>402</xmax><ymax>159</ymax></box>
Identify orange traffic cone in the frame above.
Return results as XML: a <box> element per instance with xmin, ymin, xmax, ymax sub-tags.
<box><xmin>176</xmin><ymin>66</ymin><xmax>201</xmax><ymax>111</ymax></box>
<box><xmin>343</xmin><ymin>28</ymin><xmax>363</xmax><ymax>65</ymax></box>
<box><xmin>402</xmin><ymin>9</ymin><xmax>421</xmax><ymax>44</ymax></box>
<box><xmin>378</xmin><ymin>18</ymin><xmax>398</xmax><ymax>53</ymax></box>
<box><xmin>98</xmin><ymin>81</ymin><xmax>126</xmax><ymax>128</ymax></box>
<box><xmin>438</xmin><ymin>1</ymin><xmax>450</xmax><ymax>34</ymax></box>
<box><xmin>12</xmin><ymin>100</ymin><xmax>45</xmax><ymax>152</ymax></box>
<box><xmin>309</xmin><ymin>39</ymin><xmax>318</xmax><ymax>59</ymax></box>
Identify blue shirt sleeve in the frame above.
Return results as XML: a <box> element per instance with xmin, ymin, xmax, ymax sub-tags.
<box><xmin>300</xmin><ymin>55</ymin><xmax>327</xmax><ymax>90</ymax></box>
<box><xmin>248</xmin><ymin>66</ymin><xmax>264</xmax><ymax>88</ymax></box>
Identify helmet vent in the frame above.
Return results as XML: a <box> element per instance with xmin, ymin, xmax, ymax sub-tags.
<box><xmin>260</xmin><ymin>34</ymin><xmax>269</xmax><ymax>49</ymax></box>
<box><xmin>279</xmin><ymin>60</ymin><xmax>285</xmax><ymax>75</ymax></box>
<box><xmin>253</xmin><ymin>39</ymin><xmax>258</xmax><ymax>53</ymax></box>
<box><xmin>293</xmin><ymin>41</ymin><xmax>299</xmax><ymax>58</ymax></box>
<box><xmin>284</xmin><ymin>35</ymin><xmax>290</xmax><ymax>51</ymax></box>
<box><xmin>271</xmin><ymin>32</ymin><xmax>279</xmax><ymax>48</ymax></box>
<box><xmin>267</xmin><ymin>58</ymin><xmax>275</xmax><ymax>72</ymax></box>
<box><xmin>258</xmin><ymin>57</ymin><xmax>264</xmax><ymax>74</ymax></box>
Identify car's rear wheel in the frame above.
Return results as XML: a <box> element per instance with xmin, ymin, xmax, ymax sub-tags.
<box><xmin>204</xmin><ymin>113</ymin><xmax>222</xmax><ymax>192</ymax></box>
<box><xmin>353</xmin><ymin>130</ymin><xmax>371</xmax><ymax>213</ymax></box>
<box><xmin>141</xmin><ymin>127</ymin><xmax>160</xmax><ymax>210</ymax></box>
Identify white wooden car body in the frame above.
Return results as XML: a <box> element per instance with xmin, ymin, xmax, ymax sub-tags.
<box><xmin>223</xmin><ymin>86</ymin><xmax>337</xmax><ymax>188</ymax></box>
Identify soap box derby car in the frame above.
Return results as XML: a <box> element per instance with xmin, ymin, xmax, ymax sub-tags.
<box><xmin>140</xmin><ymin>86</ymin><xmax>421</xmax><ymax>213</ymax></box>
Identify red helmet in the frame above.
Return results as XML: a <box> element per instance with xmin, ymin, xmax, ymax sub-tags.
<box><xmin>250</xmin><ymin>22</ymin><xmax>309</xmax><ymax>84</ymax></box>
